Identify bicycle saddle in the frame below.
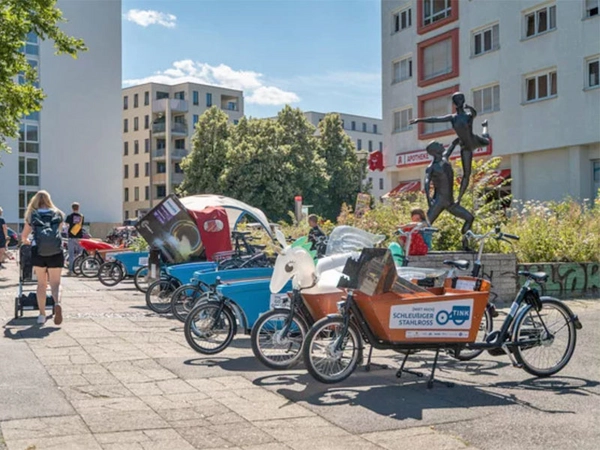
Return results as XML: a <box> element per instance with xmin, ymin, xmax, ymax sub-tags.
<box><xmin>443</xmin><ymin>259</ymin><xmax>470</xmax><ymax>271</ymax></box>
<box><xmin>518</xmin><ymin>271</ymin><xmax>548</xmax><ymax>283</ymax></box>
<box><xmin>231</xmin><ymin>231</ymin><xmax>251</xmax><ymax>236</ymax></box>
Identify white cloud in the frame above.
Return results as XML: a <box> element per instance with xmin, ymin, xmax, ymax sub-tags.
<box><xmin>124</xmin><ymin>9</ymin><xmax>177</xmax><ymax>28</ymax></box>
<box><xmin>123</xmin><ymin>60</ymin><xmax>300</xmax><ymax>106</ymax></box>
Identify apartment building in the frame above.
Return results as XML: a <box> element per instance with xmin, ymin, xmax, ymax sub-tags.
<box><xmin>122</xmin><ymin>83</ymin><xmax>244</xmax><ymax>220</ymax></box>
<box><xmin>0</xmin><ymin>0</ymin><xmax>122</xmax><ymax>234</ymax></box>
<box><xmin>381</xmin><ymin>0</ymin><xmax>600</xmax><ymax>202</ymax></box>
<box><xmin>303</xmin><ymin>111</ymin><xmax>385</xmax><ymax>197</ymax></box>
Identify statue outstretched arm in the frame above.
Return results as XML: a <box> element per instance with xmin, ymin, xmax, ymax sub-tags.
<box><xmin>410</xmin><ymin>114</ymin><xmax>453</xmax><ymax>125</ymax></box>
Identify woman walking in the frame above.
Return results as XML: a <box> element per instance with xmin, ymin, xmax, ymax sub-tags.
<box><xmin>20</xmin><ymin>190</ymin><xmax>64</xmax><ymax>325</ymax></box>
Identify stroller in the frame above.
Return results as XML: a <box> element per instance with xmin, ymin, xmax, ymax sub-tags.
<box><xmin>13</xmin><ymin>245</ymin><xmax>55</xmax><ymax>319</ymax></box>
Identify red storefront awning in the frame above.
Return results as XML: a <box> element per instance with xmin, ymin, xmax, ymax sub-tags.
<box><xmin>383</xmin><ymin>180</ymin><xmax>422</xmax><ymax>198</ymax></box>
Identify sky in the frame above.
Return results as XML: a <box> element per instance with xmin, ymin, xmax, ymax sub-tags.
<box><xmin>122</xmin><ymin>0</ymin><xmax>382</xmax><ymax>119</ymax></box>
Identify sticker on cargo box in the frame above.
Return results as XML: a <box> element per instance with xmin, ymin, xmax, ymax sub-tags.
<box><xmin>406</xmin><ymin>330</ymin><xmax>470</xmax><ymax>339</ymax></box>
<box><xmin>163</xmin><ymin>198</ymin><xmax>181</xmax><ymax>216</ymax></box>
<box><xmin>139</xmin><ymin>257</ymin><xmax>148</xmax><ymax>266</ymax></box>
<box><xmin>389</xmin><ymin>299</ymin><xmax>473</xmax><ymax>330</ymax></box>
<box><xmin>455</xmin><ymin>279</ymin><xmax>476</xmax><ymax>291</ymax></box>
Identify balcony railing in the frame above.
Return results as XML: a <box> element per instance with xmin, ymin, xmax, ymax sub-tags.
<box><xmin>152</xmin><ymin>122</ymin><xmax>188</xmax><ymax>135</ymax></box>
<box><xmin>152</xmin><ymin>148</ymin><xmax>188</xmax><ymax>159</ymax></box>
<box><xmin>152</xmin><ymin>98</ymin><xmax>188</xmax><ymax>113</ymax></box>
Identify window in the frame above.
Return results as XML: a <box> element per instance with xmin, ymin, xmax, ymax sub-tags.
<box><xmin>156</xmin><ymin>91</ymin><xmax>169</xmax><ymax>100</ymax></box>
<box><xmin>124</xmin><ymin>141</ymin><xmax>129</xmax><ymax>156</ymax></box>
<box><xmin>18</xmin><ymin>123</ymin><xmax>39</xmax><ymax>153</ymax></box>
<box><xmin>393</xmin><ymin>56</ymin><xmax>412</xmax><ymax>83</ymax></box>
<box><xmin>226</xmin><ymin>101</ymin><xmax>237</xmax><ymax>111</ymax></box>
<box><xmin>368</xmin><ymin>141</ymin><xmax>373</xmax><ymax>152</ymax></box>
<box><xmin>233</xmin><ymin>119</ymin><xmax>239</xmax><ymax>125</ymax></box>
<box><xmin>24</xmin><ymin>32</ymin><xmax>39</xmax><ymax>55</ymax></box>
<box><xmin>379</xmin><ymin>179</ymin><xmax>384</xmax><ymax>190</ymax></box>
<box><xmin>123</xmin><ymin>118</ymin><xmax>128</xmax><ymax>133</ymax></box>
<box><xmin>193</xmin><ymin>114</ymin><xmax>199</xmax><ymax>127</ymax></box>
<box><xmin>134</xmin><ymin>187</ymin><xmax>139</xmax><ymax>201</ymax></box>
<box><xmin>145</xmin><ymin>138</ymin><xmax>150</xmax><ymax>153</ymax></box>
<box><xmin>473</xmin><ymin>84</ymin><xmax>500</xmax><ymax>114</ymax></box>
<box><xmin>124</xmin><ymin>188</ymin><xmax>129</xmax><ymax>202</ymax></box>
<box><xmin>175</xmin><ymin>139</ymin><xmax>185</xmax><ymax>150</ymax></box>
<box><xmin>525</xmin><ymin>4</ymin><xmax>556</xmax><ymax>38</ymax></box>
<box><xmin>417</xmin><ymin>29</ymin><xmax>459</xmax><ymax>87</ymax></box>
<box><xmin>423</xmin><ymin>0</ymin><xmax>452</xmax><ymax>26</ymax></box>
<box><xmin>373</xmin><ymin>124</ymin><xmax>378</xmax><ymax>134</ymax></box>
<box><xmin>18</xmin><ymin>190</ymin><xmax>36</xmax><ymax>219</ymax></box>
<box><xmin>18</xmin><ymin>156</ymin><xmax>39</xmax><ymax>186</ymax></box>
<box><xmin>357</xmin><ymin>139</ymin><xmax>362</xmax><ymax>150</ymax></box>
<box><xmin>157</xmin><ymin>139</ymin><xmax>166</xmax><ymax>150</ymax></box>
<box><xmin>586</xmin><ymin>0</ymin><xmax>599</xmax><ymax>17</ymax></box>
<box><xmin>193</xmin><ymin>91</ymin><xmax>199</xmax><ymax>105</ymax></box>
<box><xmin>134</xmin><ymin>164</ymin><xmax>139</xmax><ymax>178</ymax></box>
<box><xmin>133</xmin><ymin>117</ymin><xmax>139</xmax><ymax>131</ymax></box>
<box><xmin>134</xmin><ymin>140</ymin><xmax>139</xmax><ymax>154</ymax></box>
<box><xmin>18</xmin><ymin>59</ymin><xmax>39</xmax><ymax>87</ymax></box>
<box><xmin>124</xmin><ymin>164</ymin><xmax>129</xmax><ymax>179</ymax></box>
<box><xmin>125</xmin><ymin>210</ymin><xmax>130</xmax><ymax>220</ymax></box>
<box><xmin>587</xmin><ymin>57</ymin><xmax>599</xmax><ymax>88</ymax></box>
<box><xmin>145</xmin><ymin>186</ymin><xmax>150</xmax><ymax>201</ymax></box>
<box><xmin>174</xmin><ymin>91</ymin><xmax>185</xmax><ymax>100</ymax></box>
<box><xmin>175</xmin><ymin>163</ymin><xmax>184</xmax><ymax>173</ymax></box>
<box><xmin>473</xmin><ymin>24</ymin><xmax>499</xmax><ymax>56</ymax></box>
<box><xmin>393</xmin><ymin>7</ymin><xmax>412</xmax><ymax>33</ymax></box>
<box><xmin>156</xmin><ymin>185</ymin><xmax>166</xmax><ymax>198</ymax></box>
<box><xmin>134</xmin><ymin>93</ymin><xmax>139</xmax><ymax>108</ymax></box>
<box><xmin>144</xmin><ymin>115</ymin><xmax>149</xmax><ymax>129</ymax></box>
<box><xmin>393</xmin><ymin>108</ymin><xmax>413</xmax><ymax>133</ymax></box>
<box><xmin>123</xmin><ymin>96</ymin><xmax>128</xmax><ymax>110</ymax></box>
<box><xmin>145</xmin><ymin>162</ymin><xmax>149</xmax><ymax>177</ymax></box>
<box><xmin>417</xmin><ymin>85</ymin><xmax>458</xmax><ymax>139</ymax></box>
<box><xmin>156</xmin><ymin>162</ymin><xmax>166</xmax><ymax>174</ymax></box>
<box><xmin>206</xmin><ymin>93</ymin><xmax>212</xmax><ymax>107</ymax></box>
<box><xmin>525</xmin><ymin>70</ymin><xmax>557</xmax><ymax>102</ymax></box>
<box><xmin>351</xmin><ymin>121</ymin><xmax>356</xmax><ymax>130</ymax></box>
<box><xmin>144</xmin><ymin>91</ymin><xmax>149</xmax><ymax>106</ymax></box>
<box><xmin>379</xmin><ymin>142</ymin><xmax>383</xmax><ymax>151</ymax></box>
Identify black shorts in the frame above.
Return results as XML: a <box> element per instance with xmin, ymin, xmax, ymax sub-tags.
<box><xmin>31</xmin><ymin>248</ymin><xmax>64</xmax><ymax>268</ymax></box>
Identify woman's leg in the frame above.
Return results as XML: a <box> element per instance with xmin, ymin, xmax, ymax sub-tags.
<box><xmin>34</xmin><ymin>266</ymin><xmax>48</xmax><ymax>316</ymax></box>
<box><xmin>47</xmin><ymin>267</ymin><xmax>63</xmax><ymax>324</ymax></box>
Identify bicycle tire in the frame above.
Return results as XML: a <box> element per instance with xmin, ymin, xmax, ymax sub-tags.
<box><xmin>145</xmin><ymin>279</ymin><xmax>176</xmax><ymax>314</ymax></box>
<box><xmin>184</xmin><ymin>302</ymin><xmax>236</xmax><ymax>354</ymax></box>
<box><xmin>302</xmin><ymin>316</ymin><xmax>362</xmax><ymax>384</ymax></box>
<box><xmin>80</xmin><ymin>256</ymin><xmax>101</xmax><ymax>278</ymax></box>
<box><xmin>72</xmin><ymin>254</ymin><xmax>85</xmax><ymax>276</ymax></box>
<box><xmin>133</xmin><ymin>266</ymin><xmax>150</xmax><ymax>293</ymax></box>
<box><xmin>251</xmin><ymin>309</ymin><xmax>307</xmax><ymax>370</ymax></box>
<box><xmin>98</xmin><ymin>262</ymin><xmax>124</xmax><ymax>287</ymax></box>
<box><xmin>171</xmin><ymin>284</ymin><xmax>207</xmax><ymax>322</ymax></box>
<box><xmin>513</xmin><ymin>298</ymin><xmax>577</xmax><ymax>377</ymax></box>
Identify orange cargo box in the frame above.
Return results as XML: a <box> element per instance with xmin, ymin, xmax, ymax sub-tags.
<box><xmin>354</xmin><ymin>286</ymin><xmax>489</xmax><ymax>343</ymax></box>
<box><xmin>302</xmin><ymin>292</ymin><xmax>343</xmax><ymax>321</ymax></box>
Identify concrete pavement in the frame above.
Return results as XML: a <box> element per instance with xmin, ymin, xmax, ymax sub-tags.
<box><xmin>1</xmin><ymin>258</ymin><xmax>599</xmax><ymax>450</ymax></box>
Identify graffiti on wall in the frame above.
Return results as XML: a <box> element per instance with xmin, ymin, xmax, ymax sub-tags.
<box><xmin>517</xmin><ymin>262</ymin><xmax>600</xmax><ymax>298</ymax></box>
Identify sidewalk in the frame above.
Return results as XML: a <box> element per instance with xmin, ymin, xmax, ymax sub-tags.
<box><xmin>0</xmin><ymin>260</ymin><xmax>477</xmax><ymax>450</ymax></box>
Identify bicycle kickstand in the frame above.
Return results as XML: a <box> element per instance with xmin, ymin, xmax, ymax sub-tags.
<box><xmin>427</xmin><ymin>348</ymin><xmax>455</xmax><ymax>389</ymax></box>
<box><xmin>396</xmin><ymin>351</ymin><xmax>424</xmax><ymax>379</ymax></box>
<box><xmin>364</xmin><ymin>346</ymin><xmax>389</xmax><ymax>372</ymax></box>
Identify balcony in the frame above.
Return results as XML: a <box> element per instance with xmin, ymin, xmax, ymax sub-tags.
<box><xmin>152</xmin><ymin>148</ymin><xmax>189</xmax><ymax>159</ymax></box>
<box><xmin>153</xmin><ymin>172</ymin><xmax>166</xmax><ymax>184</ymax></box>
<box><xmin>152</xmin><ymin>98</ymin><xmax>188</xmax><ymax>113</ymax></box>
<box><xmin>221</xmin><ymin>95</ymin><xmax>240</xmax><ymax>112</ymax></box>
<box><xmin>152</xmin><ymin>122</ymin><xmax>188</xmax><ymax>136</ymax></box>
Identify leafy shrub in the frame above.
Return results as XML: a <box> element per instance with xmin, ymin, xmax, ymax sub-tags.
<box><xmin>129</xmin><ymin>236</ymin><xmax>149</xmax><ymax>252</ymax></box>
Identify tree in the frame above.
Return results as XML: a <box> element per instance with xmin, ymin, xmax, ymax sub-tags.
<box><xmin>0</xmin><ymin>0</ymin><xmax>86</xmax><ymax>157</ymax></box>
<box><xmin>317</xmin><ymin>114</ymin><xmax>366</xmax><ymax>219</ymax></box>
<box><xmin>179</xmin><ymin>106</ymin><xmax>231</xmax><ymax>195</ymax></box>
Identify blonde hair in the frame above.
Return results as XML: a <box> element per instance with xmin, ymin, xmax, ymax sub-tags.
<box><xmin>25</xmin><ymin>190</ymin><xmax>62</xmax><ymax>223</ymax></box>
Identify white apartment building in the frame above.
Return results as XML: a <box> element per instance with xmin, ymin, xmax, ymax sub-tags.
<box><xmin>303</xmin><ymin>111</ymin><xmax>385</xmax><ymax>197</ymax></box>
<box><xmin>0</xmin><ymin>0</ymin><xmax>122</xmax><ymax>234</ymax></box>
<box><xmin>122</xmin><ymin>83</ymin><xmax>243</xmax><ymax>220</ymax></box>
<box><xmin>381</xmin><ymin>0</ymin><xmax>600</xmax><ymax>202</ymax></box>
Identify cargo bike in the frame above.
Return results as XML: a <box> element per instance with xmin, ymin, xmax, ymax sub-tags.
<box><xmin>301</xmin><ymin>248</ymin><xmax>582</xmax><ymax>387</ymax></box>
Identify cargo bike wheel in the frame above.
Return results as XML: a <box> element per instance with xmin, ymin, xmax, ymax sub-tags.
<box><xmin>184</xmin><ymin>302</ymin><xmax>236</xmax><ymax>355</ymax></box>
<box><xmin>512</xmin><ymin>298</ymin><xmax>577</xmax><ymax>377</ymax></box>
<box><xmin>145</xmin><ymin>279</ymin><xmax>178</xmax><ymax>314</ymax></box>
<box><xmin>98</xmin><ymin>262</ymin><xmax>124</xmax><ymax>287</ymax></box>
<box><xmin>133</xmin><ymin>266</ymin><xmax>150</xmax><ymax>293</ymax></box>
<box><xmin>80</xmin><ymin>256</ymin><xmax>101</xmax><ymax>278</ymax></box>
<box><xmin>171</xmin><ymin>285</ymin><xmax>209</xmax><ymax>322</ymax></box>
<box><xmin>302</xmin><ymin>316</ymin><xmax>363</xmax><ymax>384</ymax></box>
<box><xmin>251</xmin><ymin>309</ymin><xmax>307</xmax><ymax>370</ymax></box>
<box><xmin>72</xmin><ymin>254</ymin><xmax>85</xmax><ymax>276</ymax></box>
<box><xmin>452</xmin><ymin>306</ymin><xmax>493</xmax><ymax>361</ymax></box>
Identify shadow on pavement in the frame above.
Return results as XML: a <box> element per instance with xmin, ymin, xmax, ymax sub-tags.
<box><xmin>184</xmin><ymin>355</ymin><xmax>273</xmax><ymax>373</ymax></box>
<box><xmin>4</xmin><ymin>321</ymin><xmax>61</xmax><ymax>340</ymax></box>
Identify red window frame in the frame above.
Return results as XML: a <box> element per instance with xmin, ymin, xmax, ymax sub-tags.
<box><xmin>417</xmin><ymin>28</ymin><xmax>459</xmax><ymax>88</ymax></box>
<box><xmin>417</xmin><ymin>0</ymin><xmax>459</xmax><ymax>35</ymax></box>
<box><xmin>417</xmin><ymin>84</ymin><xmax>459</xmax><ymax>140</ymax></box>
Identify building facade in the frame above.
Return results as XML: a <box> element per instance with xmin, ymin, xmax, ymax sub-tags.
<box><xmin>303</xmin><ymin>111</ymin><xmax>385</xmax><ymax>197</ymax></box>
<box><xmin>121</xmin><ymin>82</ymin><xmax>244</xmax><ymax>220</ymax></box>
<box><xmin>0</xmin><ymin>0</ymin><xmax>122</xmax><ymax>234</ymax></box>
<box><xmin>381</xmin><ymin>0</ymin><xmax>600</xmax><ymax>202</ymax></box>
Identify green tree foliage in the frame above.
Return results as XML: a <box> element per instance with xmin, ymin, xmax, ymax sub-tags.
<box><xmin>317</xmin><ymin>114</ymin><xmax>366</xmax><ymax>219</ymax></box>
<box><xmin>179</xmin><ymin>106</ymin><xmax>230</xmax><ymax>195</ymax></box>
<box><xmin>0</xmin><ymin>0</ymin><xmax>86</xmax><ymax>156</ymax></box>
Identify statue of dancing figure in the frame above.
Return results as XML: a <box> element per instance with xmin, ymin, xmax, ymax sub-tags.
<box><xmin>411</xmin><ymin>92</ymin><xmax>490</xmax><ymax>204</ymax></box>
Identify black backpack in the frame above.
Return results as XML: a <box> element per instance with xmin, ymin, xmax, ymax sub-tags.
<box><xmin>31</xmin><ymin>210</ymin><xmax>63</xmax><ymax>257</ymax></box>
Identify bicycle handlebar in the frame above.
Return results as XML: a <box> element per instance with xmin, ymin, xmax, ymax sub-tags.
<box><xmin>394</xmin><ymin>222</ymin><xmax>438</xmax><ymax>237</ymax></box>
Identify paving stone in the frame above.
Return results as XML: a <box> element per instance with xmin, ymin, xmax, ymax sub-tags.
<box><xmin>175</xmin><ymin>427</ymin><xmax>231</xmax><ymax>449</ymax></box>
<box><xmin>95</xmin><ymin>431</ymin><xmax>149</xmax><ymax>444</ymax></box>
<box><xmin>253</xmin><ymin>416</ymin><xmax>351</xmax><ymax>442</ymax></box>
<box><xmin>0</xmin><ymin>416</ymin><xmax>89</xmax><ymax>441</ymax></box>
<box><xmin>187</xmin><ymin>376</ymin><xmax>257</xmax><ymax>393</ymax></box>
<box><xmin>139</xmin><ymin>392</ymin><xmax>210</xmax><ymax>410</ymax></box>
<box><xmin>208</xmin><ymin>423</ymin><xmax>275</xmax><ymax>447</ymax></box>
<box><xmin>72</xmin><ymin>397</ymin><xmax>152</xmax><ymax>414</ymax></box>
<box><xmin>286</xmin><ymin>435</ymin><xmax>383</xmax><ymax>450</ymax></box>
<box><xmin>78</xmin><ymin>410</ymin><xmax>169</xmax><ymax>434</ymax></box>
<box><xmin>362</xmin><ymin>428</ymin><xmax>473</xmax><ymax>450</ymax></box>
<box><xmin>102</xmin><ymin>443</ymin><xmax>144</xmax><ymax>450</ymax></box>
<box><xmin>5</xmin><ymin>434</ymin><xmax>102</xmax><ymax>450</ymax></box>
<box><xmin>59</xmin><ymin>384</ymin><xmax>134</xmax><ymax>402</ymax></box>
